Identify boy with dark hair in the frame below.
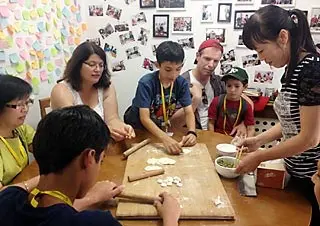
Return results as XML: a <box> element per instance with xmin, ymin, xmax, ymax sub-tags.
<box><xmin>208</xmin><ymin>67</ymin><xmax>255</xmax><ymax>137</ymax></box>
<box><xmin>0</xmin><ymin>105</ymin><xmax>181</xmax><ymax>226</ymax></box>
<box><xmin>124</xmin><ymin>41</ymin><xmax>197</xmax><ymax>154</ymax></box>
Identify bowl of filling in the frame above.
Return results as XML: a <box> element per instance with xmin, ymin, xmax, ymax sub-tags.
<box><xmin>215</xmin><ymin>156</ymin><xmax>240</xmax><ymax>179</ymax></box>
<box><xmin>216</xmin><ymin>143</ymin><xmax>237</xmax><ymax>157</ymax></box>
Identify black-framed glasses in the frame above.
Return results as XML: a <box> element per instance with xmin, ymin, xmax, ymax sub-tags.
<box><xmin>83</xmin><ymin>61</ymin><xmax>105</xmax><ymax>69</ymax></box>
<box><xmin>202</xmin><ymin>88</ymin><xmax>208</xmax><ymax>105</ymax></box>
<box><xmin>6</xmin><ymin>99</ymin><xmax>34</xmax><ymax>110</ymax></box>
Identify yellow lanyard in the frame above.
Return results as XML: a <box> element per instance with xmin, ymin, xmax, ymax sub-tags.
<box><xmin>0</xmin><ymin>135</ymin><xmax>27</xmax><ymax>167</ymax></box>
<box><xmin>223</xmin><ymin>95</ymin><xmax>242</xmax><ymax>136</ymax></box>
<box><xmin>160</xmin><ymin>82</ymin><xmax>173</xmax><ymax>131</ymax></box>
<box><xmin>30</xmin><ymin>188</ymin><xmax>73</xmax><ymax>208</ymax></box>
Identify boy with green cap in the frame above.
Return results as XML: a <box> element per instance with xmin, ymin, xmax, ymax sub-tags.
<box><xmin>208</xmin><ymin>67</ymin><xmax>255</xmax><ymax>137</ymax></box>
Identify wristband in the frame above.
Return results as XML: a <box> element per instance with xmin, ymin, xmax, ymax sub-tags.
<box><xmin>187</xmin><ymin>131</ymin><xmax>197</xmax><ymax>137</ymax></box>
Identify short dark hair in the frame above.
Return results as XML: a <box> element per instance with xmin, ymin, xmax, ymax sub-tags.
<box><xmin>0</xmin><ymin>75</ymin><xmax>32</xmax><ymax>113</ymax></box>
<box><xmin>33</xmin><ymin>105</ymin><xmax>110</xmax><ymax>175</ymax></box>
<box><xmin>243</xmin><ymin>5</ymin><xmax>318</xmax><ymax>84</ymax></box>
<box><xmin>156</xmin><ymin>41</ymin><xmax>184</xmax><ymax>65</ymax></box>
<box><xmin>223</xmin><ymin>76</ymin><xmax>248</xmax><ymax>86</ymax></box>
<box><xmin>59</xmin><ymin>42</ymin><xmax>111</xmax><ymax>91</ymax></box>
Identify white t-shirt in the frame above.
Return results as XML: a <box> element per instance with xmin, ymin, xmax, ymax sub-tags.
<box><xmin>189</xmin><ymin>71</ymin><xmax>214</xmax><ymax>130</ymax></box>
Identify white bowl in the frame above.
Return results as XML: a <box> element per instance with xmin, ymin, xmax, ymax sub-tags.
<box><xmin>215</xmin><ymin>156</ymin><xmax>240</xmax><ymax>179</ymax></box>
<box><xmin>216</xmin><ymin>143</ymin><xmax>237</xmax><ymax>157</ymax></box>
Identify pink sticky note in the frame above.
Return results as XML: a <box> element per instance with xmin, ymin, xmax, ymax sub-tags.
<box><xmin>46</xmin><ymin>36</ymin><xmax>53</xmax><ymax>45</ymax></box>
<box><xmin>18</xmin><ymin>0</ymin><xmax>25</xmax><ymax>7</ymax></box>
<box><xmin>16</xmin><ymin>37</ymin><xmax>23</xmax><ymax>48</ymax></box>
<box><xmin>19</xmin><ymin>50</ymin><xmax>29</xmax><ymax>60</ymax></box>
<box><xmin>40</xmin><ymin>70</ymin><xmax>48</xmax><ymax>81</ymax></box>
<box><xmin>55</xmin><ymin>58</ymin><xmax>63</xmax><ymax>67</ymax></box>
<box><xmin>35</xmin><ymin>32</ymin><xmax>42</xmax><ymax>40</ymax></box>
<box><xmin>14</xmin><ymin>10</ymin><xmax>22</xmax><ymax>20</ymax></box>
<box><xmin>25</xmin><ymin>37</ymin><xmax>33</xmax><ymax>47</ymax></box>
<box><xmin>0</xmin><ymin>6</ymin><xmax>10</xmax><ymax>18</ymax></box>
<box><xmin>67</xmin><ymin>36</ymin><xmax>74</xmax><ymax>45</ymax></box>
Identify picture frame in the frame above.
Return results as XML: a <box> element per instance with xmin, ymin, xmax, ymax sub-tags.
<box><xmin>140</xmin><ymin>0</ymin><xmax>156</xmax><ymax>8</ymax></box>
<box><xmin>157</xmin><ymin>0</ymin><xmax>185</xmax><ymax>11</ymax></box>
<box><xmin>260</xmin><ymin>0</ymin><xmax>295</xmax><ymax>8</ymax></box>
<box><xmin>237</xmin><ymin>34</ymin><xmax>246</xmax><ymax>48</ymax></box>
<box><xmin>234</xmin><ymin>10</ymin><xmax>255</xmax><ymax>29</ymax></box>
<box><xmin>310</xmin><ymin>7</ymin><xmax>320</xmax><ymax>33</ymax></box>
<box><xmin>217</xmin><ymin>3</ymin><xmax>232</xmax><ymax>22</ymax></box>
<box><xmin>200</xmin><ymin>4</ymin><xmax>213</xmax><ymax>23</ymax></box>
<box><xmin>153</xmin><ymin>14</ymin><xmax>169</xmax><ymax>38</ymax></box>
<box><xmin>172</xmin><ymin>16</ymin><xmax>192</xmax><ymax>34</ymax></box>
<box><xmin>235</xmin><ymin>0</ymin><xmax>254</xmax><ymax>5</ymax></box>
<box><xmin>205</xmin><ymin>28</ymin><xmax>226</xmax><ymax>45</ymax></box>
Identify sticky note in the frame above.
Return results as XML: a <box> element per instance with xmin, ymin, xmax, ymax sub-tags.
<box><xmin>21</xmin><ymin>21</ymin><xmax>28</xmax><ymax>32</ymax></box>
<box><xmin>29</xmin><ymin>49</ymin><xmax>36</xmax><ymax>56</ymax></box>
<box><xmin>53</xmin><ymin>30</ymin><xmax>60</xmax><ymax>40</ymax></box>
<box><xmin>46</xmin><ymin>36</ymin><xmax>53</xmax><ymax>45</ymax></box>
<box><xmin>19</xmin><ymin>50</ymin><xmax>29</xmax><ymax>60</ymax></box>
<box><xmin>0</xmin><ymin>31</ymin><xmax>4</xmax><ymax>39</ymax></box>
<box><xmin>26</xmin><ymin>71</ymin><xmax>32</xmax><ymax>80</ymax></box>
<box><xmin>7</xmin><ymin>25</ymin><xmax>14</xmax><ymax>35</ymax></box>
<box><xmin>40</xmin><ymin>70</ymin><xmax>48</xmax><ymax>81</ymax></box>
<box><xmin>31</xmin><ymin>60</ymin><xmax>39</xmax><ymax>69</ymax></box>
<box><xmin>0</xmin><ymin>6</ymin><xmax>10</xmax><ymax>18</ymax></box>
<box><xmin>64</xmin><ymin>0</ymin><xmax>70</xmax><ymax>6</ymax></box>
<box><xmin>9</xmin><ymin>53</ymin><xmax>19</xmax><ymax>64</ymax></box>
<box><xmin>43</xmin><ymin>49</ymin><xmax>50</xmax><ymax>60</ymax></box>
<box><xmin>60</xmin><ymin>28</ymin><xmax>68</xmax><ymax>37</ymax></box>
<box><xmin>81</xmin><ymin>23</ymin><xmax>87</xmax><ymax>31</ymax></box>
<box><xmin>32</xmin><ymin>40</ymin><xmax>41</xmax><ymax>51</ymax></box>
<box><xmin>32</xmin><ymin>77</ymin><xmax>40</xmax><ymax>95</ymax></box>
<box><xmin>0</xmin><ymin>51</ymin><xmax>5</xmax><ymax>61</ymax></box>
<box><xmin>25</xmin><ymin>0</ymin><xmax>32</xmax><ymax>9</ymax></box>
<box><xmin>17</xmin><ymin>0</ymin><xmax>24</xmax><ymax>7</ymax></box>
<box><xmin>22</xmin><ymin>10</ymin><xmax>30</xmax><ymax>20</ymax></box>
<box><xmin>39</xmin><ymin>59</ymin><xmax>44</xmax><ymax>68</ymax></box>
<box><xmin>48</xmin><ymin>74</ymin><xmax>54</xmax><ymax>84</ymax></box>
<box><xmin>45</xmin><ymin>22</ymin><xmax>51</xmax><ymax>31</ymax></box>
<box><xmin>6</xmin><ymin>67</ymin><xmax>16</xmax><ymax>76</ymax></box>
<box><xmin>62</xmin><ymin>7</ymin><xmax>70</xmax><ymax>18</ymax></box>
<box><xmin>36</xmin><ymin>51</ymin><xmax>44</xmax><ymax>59</ymax></box>
<box><xmin>47</xmin><ymin>62</ymin><xmax>54</xmax><ymax>72</ymax></box>
<box><xmin>41</xmin><ymin>0</ymin><xmax>48</xmax><ymax>3</ymax></box>
<box><xmin>14</xmin><ymin>10</ymin><xmax>22</xmax><ymax>20</ymax></box>
<box><xmin>16</xmin><ymin>37</ymin><xmax>24</xmax><ymax>48</ymax></box>
<box><xmin>0</xmin><ymin>40</ymin><xmax>9</xmax><ymax>49</ymax></box>
<box><xmin>56</xmin><ymin>8</ymin><xmax>62</xmax><ymax>19</ymax></box>
<box><xmin>76</xmin><ymin>12</ymin><xmax>81</xmax><ymax>22</ymax></box>
<box><xmin>55</xmin><ymin>68</ymin><xmax>62</xmax><ymax>77</ymax></box>
<box><xmin>6</xmin><ymin>37</ymin><xmax>13</xmax><ymax>48</ymax></box>
<box><xmin>44</xmin><ymin>5</ymin><xmax>50</xmax><ymax>13</ymax></box>
<box><xmin>16</xmin><ymin>62</ymin><xmax>25</xmax><ymax>73</ymax></box>
<box><xmin>76</xmin><ymin>27</ymin><xmax>82</xmax><ymax>37</ymax></box>
<box><xmin>69</xmin><ymin>26</ymin><xmax>74</xmax><ymax>34</ymax></box>
<box><xmin>28</xmin><ymin>24</ymin><xmax>36</xmax><ymax>34</ymax></box>
<box><xmin>53</xmin><ymin>18</ymin><xmax>58</xmax><ymax>27</ymax></box>
<box><xmin>25</xmin><ymin>37</ymin><xmax>33</xmax><ymax>47</ymax></box>
<box><xmin>54</xmin><ymin>42</ymin><xmax>62</xmax><ymax>51</ymax></box>
<box><xmin>74</xmin><ymin>37</ymin><xmax>80</xmax><ymax>45</ymax></box>
<box><xmin>50</xmin><ymin>47</ymin><xmax>58</xmax><ymax>56</ymax></box>
<box><xmin>37</xmin><ymin>8</ymin><xmax>44</xmax><ymax>17</ymax></box>
<box><xmin>55</xmin><ymin>58</ymin><xmax>63</xmax><ymax>67</ymax></box>
<box><xmin>35</xmin><ymin>32</ymin><xmax>42</xmax><ymax>40</ymax></box>
<box><xmin>13</xmin><ymin>22</ymin><xmax>21</xmax><ymax>32</ymax></box>
<box><xmin>30</xmin><ymin>10</ymin><xmax>38</xmax><ymax>19</ymax></box>
<box><xmin>71</xmin><ymin>5</ymin><xmax>77</xmax><ymax>13</ymax></box>
<box><xmin>37</xmin><ymin>21</ymin><xmax>45</xmax><ymax>32</ymax></box>
<box><xmin>0</xmin><ymin>18</ymin><xmax>9</xmax><ymax>29</ymax></box>
<box><xmin>25</xmin><ymin>61</ymin><xmax>31</xmax><ymax>70</ymax></box>
<box><xmin>67</xmin><ymin>36</ymin><xmax>73</xmax><ymax>45</ymax></box>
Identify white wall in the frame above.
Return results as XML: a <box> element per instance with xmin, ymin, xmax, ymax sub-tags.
<box><xmin>25</xmin><ymin>0</ymin><xmax>320</xmax><ymax>127</ymax></box>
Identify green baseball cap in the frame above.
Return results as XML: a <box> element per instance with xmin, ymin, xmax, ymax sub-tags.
<box><xmin>222</xmin><ymin>67</ymin><xmax>248</xmax><ymax>83</ymax></box>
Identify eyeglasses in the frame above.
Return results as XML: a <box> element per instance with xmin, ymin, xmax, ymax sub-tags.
<box><xmin>83</xmin><ymin>61</ymin><xmax>105</xmax><ymax>69</ymax></box>
<box><xmin>202</xmin><ymin>88</ymin><xmax>208</xmax><ymax>105</ymax></box>
<box><xmin>6</xmin><ymin>99</ymin><xmax>34</xmax><ymax>110</ymax></box>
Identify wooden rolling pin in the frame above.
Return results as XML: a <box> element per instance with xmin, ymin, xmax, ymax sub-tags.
<box><xmin>117</xmin><ymin>192</ymin><xmax>160</xmax><ymax>204</ymax></box>
<box><xmin>122</xmin><ymin>138</ymin><xmax>151</xmax><ymax>159</ymax></box>
<box><xmin>128</xmin><ymin>169</ymin><xmax>165</xmax><ymax>182</ymax></box>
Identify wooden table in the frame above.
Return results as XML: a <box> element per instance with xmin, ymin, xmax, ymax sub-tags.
<box><xmin>13</xmin><ymin>130</ymin><xmax>311</xmax><ymax>226</ymax></box>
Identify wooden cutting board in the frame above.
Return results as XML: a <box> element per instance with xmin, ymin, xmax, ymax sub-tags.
<box><xmin>116</xmin><ymin>143</ymin><xmax>235</xmax><ymax>220</ymax></box>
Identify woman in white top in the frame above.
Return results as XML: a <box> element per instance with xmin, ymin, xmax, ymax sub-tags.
<box><xmin>51</xmin><ymin>42</ymin><xmax>135</xmax><ymax>141</ymax></box>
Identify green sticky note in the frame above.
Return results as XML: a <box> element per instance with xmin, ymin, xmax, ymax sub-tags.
<box><xmin>48</xmin><ymin>74</ymin><xmax>54</xmax><ymax>84</ymax></box>
<box><xmin>22</xmin><ymin>10</ymin><xmax>30</xmax><ymax>20</ymax></box>
<box><xmin>31</xmin><ymin>77</ymin><xmax>40</xmax><ymax>95</ymax></box>
<box><xmin>39</xmin><ymin>59</ymin><xmax>44</xmax><ymax>68</ymax></box>
<box><xmin>45</xmin><ymin>22</ymin><xmax>51</xmax><ymax>31</ymax></box>
<box><xmin>56</xmin><ymin>8</ymin><xmax>62</xmax><ymax>19</ymax></box>
<box><xmin>44</xmin><ymin>5</ymin><xmax>51</xmax><ymax>13</ymax></box>
<box><xmin>51</xmin><ymin>47</ymin><xmax>58</xmax><ymax>56</ymax></box>
<box><xmin>16</xmin><ymin>62</ymin><xmax>25</xmax><ymax>73</ymax></box>
<box><xmin>37</xmin><ymin>8</ymin><xmax>44</xmax><ymax>17</ymax></box>
<box><xmin>6</xmin><ymin>37</ymin><xmax>13</xmax><ymax>47</ymax></box>
<box><xmin>47</xmin><ymin>62</ymin><xmax>54</xmax><ymax>72</ymax></box>
<box><xmin>64</xmin><ymin>0</ymin><xmax>71</xmax><ymax>6</ymax></box>
<box><xmin>21</xmin><ymin>21</ymin><xmax>28</xmax><ymax>32</ymax></box>
<box><xmin>25</xmin><ymin>0</ymin><xmax>32</xmax><ymax>9</ymax></box>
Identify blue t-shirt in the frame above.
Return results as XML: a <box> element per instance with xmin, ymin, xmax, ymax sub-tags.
<box><xmin>124</xmin><ymin>71</ymin><xmax>192</xmax><ymax>129</ymax></box>
<box><xmin>0</xmin><ymin>186</ymin><xmax>121</xmax><ymax>226</ymax></box>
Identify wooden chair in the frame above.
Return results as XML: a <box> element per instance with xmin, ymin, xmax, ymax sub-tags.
<box><xmin>39</xmin><ymin>97</ymin><xmax>51</xmax><ymax>119</ymax></box>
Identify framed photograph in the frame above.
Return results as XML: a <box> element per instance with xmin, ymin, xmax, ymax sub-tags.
<box><xmin>234</xmin><ymin>10</ymin><xmax>255</xmax><ymax>29</ymax></box>
<box><xmin>260</xmin><ymin>0</ymin><xmax>295</xmax><ymax>7</ymax></box>
<box><xmin>235</xmin><ymin>0</ymin><xmax>254</xmax><ymax>5</ymax></box>
<box><xmin>218</xmin><ymin>3</ymin><xmax>232</xmax><ymax>22</ymax></box>
<box><xmin>205</xmin><ymin>28</ymin><xmax>226</xmax><ymax>45</ymax></box>
<box><xmin>201</xmin><ymin>4</ymin><xmax>213</xmax><ymax>23</ymax></box>
<box><xmin>140</xmin><ymin>0</ymin><xmax>156</xmax><ymax>8</ymax></box>
<box><xmin>157</xmin><ymin>0</ymin><xmax>185</xmax><ymax>11</ymax></box>
<box><xmin>172</xmin><ymin>16</ymin><xmax>192</xmax><ymax>34</ymax></box>
<box><xmin>310</xmin><ymin>7</ymin><xmax>320</xmax><ymax>33</ymax></box>
<box><xmin>153</xmin><ymin>14</ymin><xmax>169</xmax><ymax>37</ymax></box>
<box><xmin>237</xmin><ymin>34</ymin><xmax>246</xmax><ymax>48</ymax></box>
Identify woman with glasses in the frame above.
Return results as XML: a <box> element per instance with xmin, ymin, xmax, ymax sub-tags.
<box><xmin>51</xmin><ymin>42</ymin><xmax>135</xmax><ymax>141</ymax></box>
<box><xmin>0</xmin><ymin>75</ymin><xmax>39</xmax><ymax>189</ymax></box>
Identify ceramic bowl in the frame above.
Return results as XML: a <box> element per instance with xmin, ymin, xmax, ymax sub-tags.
<box><xmin>215</xmin><ymin>156</ymin><xmax>240</xmax><ymax>179</ymax></box>
<box><xmin>216</xmin><ymin>143</ymin><xmax>237</xmax><ymax>157</ymax></box>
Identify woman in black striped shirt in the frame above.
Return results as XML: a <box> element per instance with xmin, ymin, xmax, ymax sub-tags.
<box><xmin>235</xmin><ymin>5</ymin><xmax>320</xmax><ymax>225</ymax></box>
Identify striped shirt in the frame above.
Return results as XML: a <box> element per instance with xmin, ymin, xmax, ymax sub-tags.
<box><xmin>273</xmin><ymin>53</ymin><xmax>320</xmax><ymax>178</ymax></box>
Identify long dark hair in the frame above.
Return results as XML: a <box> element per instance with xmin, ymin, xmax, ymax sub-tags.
<box><xmin>59</xmin><ymin>42</ymin><xmax>111</xmax><ymax>91</ymax></box>
<box><xmin>243</xmin><ymin>5</ymin><xmax>318</xmax><ymax>83</ymax></box>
